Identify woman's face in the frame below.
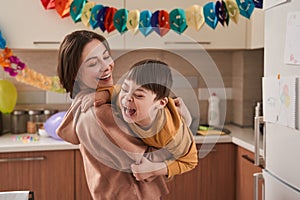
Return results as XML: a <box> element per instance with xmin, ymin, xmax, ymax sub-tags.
<box><xmin>77</xmin><ymin>39</ymin><xmax>114</xmax><ymax>91</ymax></box>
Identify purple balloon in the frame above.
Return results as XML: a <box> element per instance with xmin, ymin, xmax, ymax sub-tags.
<box><xmin>44</xmin><ymin>111</ymin><xmax>67</xmax><ymax>140</ymax></box>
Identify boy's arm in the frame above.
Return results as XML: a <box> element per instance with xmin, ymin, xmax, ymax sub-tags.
<box><xmin>173</xmin><ymin>97</ymin><xmax>192</xmax><ymax>127</ymax></box>
<box><xmin>164</xmin><ymin>124</ymin><xmax>198</xmax><ymax>178</ymax></box>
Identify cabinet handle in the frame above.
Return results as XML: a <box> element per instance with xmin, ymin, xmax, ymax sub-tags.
<box><xmin>254</xmin><ymin>116</ymin><xmax>265</xmax><ymax>167</ymax></box>
<box><xmin>33</xmin><ymin>41</ymin><xmax>60</xmax><ymax>45</ymax></box>
<box><xmin>0</xmin><ymin>156</ymin><xmax>45</xmax><ymax>162</ymax></box>
<box><xmin>253</xmin><ymin>172</ymin><xmax>264</xmax><ymax>200</ymax></box>
<box><xmin>241</xmin><ymin>154</ymin><xmax>264</xmax><ymax>169</ymax></box>
<box><xmin>164</xmin><ymin>41</ymin><xmax>211</xmax><ymax>45</ymax></box>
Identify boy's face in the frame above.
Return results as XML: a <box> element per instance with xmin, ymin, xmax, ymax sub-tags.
<box><xmin>119</xmin><ymin>79</ymin><xmax>164</xmax><ymax>127</ymax></box>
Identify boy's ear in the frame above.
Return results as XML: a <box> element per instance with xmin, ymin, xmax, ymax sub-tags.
<box><xmin>159</xmin><ymin>97</ymin><xmax>168</xmax><ymax>107</ymax></box>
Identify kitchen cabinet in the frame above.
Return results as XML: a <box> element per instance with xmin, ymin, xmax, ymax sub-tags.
<box><xmin>0</xmin><ymin>0</ymin><xmax>124</xmax><ymax>49</ymax></box>
<box><xmin>0</xmin><ymin>150</ymin><xmax>75</xmax><ymax>200</ymax></box>
<box><xmin>235</xmin><ymin>145</ymin><xmax>263</xmax><ymax>200</ymax></box>
<box><xmin>162</xmin><ymin>143</ymin><xmax>235</xmax><ymax>200</ymax></box>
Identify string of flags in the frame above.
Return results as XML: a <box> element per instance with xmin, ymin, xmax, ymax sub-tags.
<box><xmin>41</xmin><ymin>0</ymin><xmax>263</xmax><ymax>36</ymax></box>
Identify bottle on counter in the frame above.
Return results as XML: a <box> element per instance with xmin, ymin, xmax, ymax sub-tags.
<box><xmin>208</xmin><ymin>92</ymin><xmax>220</xmax><ymax>127</ymax></box>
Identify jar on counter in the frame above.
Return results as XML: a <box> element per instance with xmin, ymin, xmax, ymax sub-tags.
<box><xmin>43</xmin><ymin>109</ymin><xmax>58</xmax><ymax>121</ymax></box>
<box><xmin>11</xmin><ymin>110</ymin><xmax>28</xmax><ymax>134</ymax></box>
<box><xmin>27</xmin><ymin>110</ymin><xmax>43</xmax><ymax>133</ymax></box>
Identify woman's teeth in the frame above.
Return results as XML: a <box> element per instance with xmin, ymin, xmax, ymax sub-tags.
<box><xmin>99</xmin><ymin>74</ymin><xmax>110</xmax><ymax>80</ymax></box>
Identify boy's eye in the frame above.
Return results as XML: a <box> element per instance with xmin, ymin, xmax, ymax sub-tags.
<box><xmin>134</xmin><ymin>93</ymin><xmax>144</xmax><ymax>98</ymax></box>
<box><xmin>121</xmin><ymin>87</ymin><xmax>128</xmax><ymax>93</ymax></box>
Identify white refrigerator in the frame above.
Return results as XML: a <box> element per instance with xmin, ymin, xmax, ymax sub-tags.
<box><xmin>257</xmin><ymin>0</ymin><xmax>300</xmax><ymax>199</ymax></box>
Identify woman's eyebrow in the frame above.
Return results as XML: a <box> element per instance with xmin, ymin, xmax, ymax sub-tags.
<box><xmin>83</xmin><ymin>56</ymin><xmax>98</xmax><ymax>63</ymax></box>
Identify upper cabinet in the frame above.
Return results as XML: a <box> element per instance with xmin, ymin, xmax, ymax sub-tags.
<box><xmin>0</xmin><ymin>0</ymin><xmax>263</xmax><ymax>50</ymax></box>
<box><xmin>0</xmin><ymin>0</ymin><xmax>124</xmax><ymax>49</ymax></box>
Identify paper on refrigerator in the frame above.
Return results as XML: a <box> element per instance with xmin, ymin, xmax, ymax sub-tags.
<box><xmin>263</xmin><ymin>76</ymin><xmax>299</xmax><ymax>129</ymax></box>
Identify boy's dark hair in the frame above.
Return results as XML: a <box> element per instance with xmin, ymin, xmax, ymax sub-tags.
<box><xmin>57</xmin><ymin>30</ymin><xmax>110</xmax><ymax>98</ymax></box>
<box><xmin>126</xmin><ymin>59</ymin><xmax>173</xmax><ymax>100</ymax></box>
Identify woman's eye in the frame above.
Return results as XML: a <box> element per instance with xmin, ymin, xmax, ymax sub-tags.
<box><xmin>87</xmin><ymin>59</ymin><xmax>98</xmax><ymax>67</ymax></box>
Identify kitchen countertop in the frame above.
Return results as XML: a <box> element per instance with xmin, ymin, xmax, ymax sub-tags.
<box><xmin>0</xmin><ymin>125</ymin><xmax>262</xmax><ymax>154</ymax></box>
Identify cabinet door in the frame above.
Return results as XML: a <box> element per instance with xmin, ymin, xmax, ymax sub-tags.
<box><xmin>162</xmin><ymin>143</ymin><xmax>235</xmax><ymax>200</ymax></box>
<box><xmin>0</xmin><ymin>150</ymin><xmax>75</xmax><ymax>200</ymax></box>
<box><xmin>246</xmin><ymin>9</ymin><xmax>264</xmax><ymax>49</ymax></box>
<box><xmin>0</xmin><ymin>0</ymin><xmax>124</xmax><ymax>49</ymax></box>
<box><xmin>236</xmin><ymin>146</ymin><xmax>263</xmax><ymax>200</ymax></box>
<box><xmin>75</xmin><ymin>150</ymin><xmax>93</xmax><ymax>200</ymax></box>
<box><xmin>125</xmin><ymin>0</ymin><xmax>247</xmax><ymax>49</ymax></box>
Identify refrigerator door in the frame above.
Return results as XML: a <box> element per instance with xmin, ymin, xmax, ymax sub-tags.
<box><xmin>264</xmin><ymin>169</ymin><xmax>300</xmax><ymax>200</ymax></box>
<box><xmin>265</xmin><ymin>123</ymin><xmax>300</xmax><ymax>189</ymax></box>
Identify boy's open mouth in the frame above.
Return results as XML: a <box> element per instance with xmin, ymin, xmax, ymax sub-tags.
<box><xmin>124</xmin><ymin>106</ymin><xmax>136</xmax><ymax>116</ymax></box>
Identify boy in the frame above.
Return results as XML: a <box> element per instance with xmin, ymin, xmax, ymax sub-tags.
<box><xmin>91</xmin><ymin>59</ymin><xmax>198</xmax><ymax>179</ymax></box>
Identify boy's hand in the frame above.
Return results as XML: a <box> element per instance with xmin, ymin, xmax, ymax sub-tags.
<box><xmin>94</xmin><ymin>90</ymin><xmax>110</xmax><ymax>107</ymax></box>
<box><xmin>174</xmin><ymin>97</ymin><xmax>192</xmax><ymax>127</ymax></box>
<box><xmin>131</xmin><ymin>157</ymin><xmax>167</xmax><ymax>181</ymax></box>
<box><xmin>81</xmin><ymin>93</ymin><xmax>95</xmax><ymax>112</ymax></box>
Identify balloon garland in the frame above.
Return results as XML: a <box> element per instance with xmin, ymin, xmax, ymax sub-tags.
<box><xmin>0</xmin><ymin>31</ymin><xmax>66</xmax><ymax>93</ymax></box>
<box><xmin>42</xmin><ymin>0</ymin><xmax>263</xmax><ymax>35</ymax></box>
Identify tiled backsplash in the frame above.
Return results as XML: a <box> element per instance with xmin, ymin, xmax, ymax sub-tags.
<box><xmin>4</xmin><ymin>48</ymin><xmax>264</xmax><ymax>128</ymax></box>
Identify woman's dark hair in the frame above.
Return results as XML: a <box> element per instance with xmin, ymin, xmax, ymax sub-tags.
<box><xmin>126</xmin><ymin>59</ymin><xmax>173</xmax><ymax>100</ymax></box>
<box><xmin>57</xmin><ymin>30</ymin><xmax>110</xmax><ymax>98</ymax></box>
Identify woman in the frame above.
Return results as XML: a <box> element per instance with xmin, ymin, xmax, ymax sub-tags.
<box><xmin>56</xmin><ymin>30</ymin><xmax>169</xmax><ymax>200</ymax></box>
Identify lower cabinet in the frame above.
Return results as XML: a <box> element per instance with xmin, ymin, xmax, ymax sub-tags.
<box><xmin>235</xmin><ymin>146</ymin><xmax>263</xmax><ymax>200</ymax></box>
<box><xmin>162</xmin><ymin>143</ymin><xmax>235</xmax><ymax>200</ymax></box>
<box><xmin>0</xmin><ymin>150</ymin><xmax>75</xmax><ymax>200</ymax></box>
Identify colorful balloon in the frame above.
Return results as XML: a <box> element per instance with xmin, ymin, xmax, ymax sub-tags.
<box><xmin>44</xmin><ymin>111</ymin><xmax>67</xmax><ymax>140</ymax></box>
<box><xmin>0</xmin><ymin>80</ymin><xmax>17</xmax><ymax>114</ymax></box>
<box><xmin>104</xmin><ymin>7</ymin><xmax>117</xmax><ymax>33</ymax></box>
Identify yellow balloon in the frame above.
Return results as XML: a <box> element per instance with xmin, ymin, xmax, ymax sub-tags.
<box><xmin>0</xmin><ymin>80</ymin><xmax>17</xmax><ymax>114</ymax></box>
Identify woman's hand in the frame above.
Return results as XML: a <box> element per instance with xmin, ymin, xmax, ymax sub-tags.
<box><xmin>131</xmin><ymin>157</ymin><xmax>168</xmax><ymax>181</ymax></box>
<box><xmin>173</xmin><ymin>97</ymin><xmax>192</xmax><ymax>127</ymax></box>
<box><xmin>81</xmin><ymin>93</ymin><xmax>95</xmax><ymax>112</ymax></box>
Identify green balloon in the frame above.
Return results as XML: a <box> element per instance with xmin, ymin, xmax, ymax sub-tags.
<box><xmin>0</xmin><ymin>80</ymin><xmax>17</xmax><ymax>114</ymax></box>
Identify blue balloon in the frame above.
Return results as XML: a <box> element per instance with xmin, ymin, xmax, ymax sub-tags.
<box><xmin>44</xmin><ymin>111</ymin><xmax>67</xmax><ymax>140</ymax></box>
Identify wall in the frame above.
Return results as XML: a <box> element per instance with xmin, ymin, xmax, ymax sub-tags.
<box><xmin>2</xmin><ymin>48</ymin><xmax>263</xmax><ymax>129</ymax></box>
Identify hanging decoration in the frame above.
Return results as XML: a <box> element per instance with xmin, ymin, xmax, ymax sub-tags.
<box><xmin>0</xmin><ymin>33</ymin><xmax>65</xmax><ymax>93</ymax></box>
<box><xmin>40</xmin><ymin>0</ymin><xmax>263</xmax><ymax>35</ymax></box>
